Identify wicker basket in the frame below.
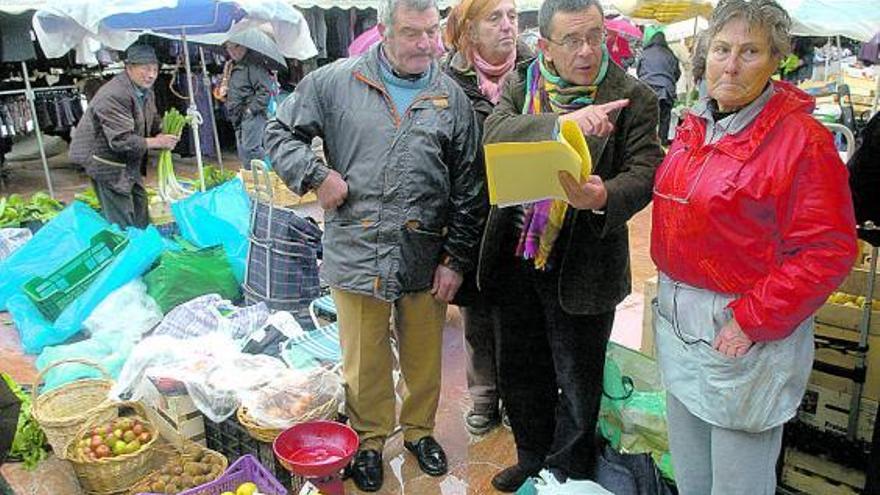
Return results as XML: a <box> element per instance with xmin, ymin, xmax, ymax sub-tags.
<box><xmin>236</xmin><ymin>396</ymin><xmax>340</xmax><ymax>443</ymax></box>
<box><xmin>127</xmin><ymin>442</ymin><xmax>228</xmax><ymax>495</ymax></box>
<box><xmin>30</xmin><ymin>358</ymin><xmax>116</xmax><ymax>459</ymax></box>
<box><xmin>67</xmin><ymin>402</ymin><xmax>159</xmax><ymax>495</ymax></box>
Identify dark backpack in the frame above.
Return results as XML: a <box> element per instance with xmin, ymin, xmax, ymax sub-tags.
<box><xmin>595</xmin><ymin>444</ymin><xmax>678</xmax><ymax>495</ymax></box>
<box><xmin>848</xmin><ymin>111</ymin><xmax>880</xmax><ymax>247</ymax></box>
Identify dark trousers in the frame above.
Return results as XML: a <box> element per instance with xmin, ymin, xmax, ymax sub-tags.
<box><xmin>658</xmin><ymin>98</ymin><xmax>674</xmax><ymax>145</ymax></box>
<box><xmin>93</xmin><ymin>180</ymin><xmax>149</xmax><ymax>229</ymax></box>
<box><xmin>495</xmin><ymin>258</ymin><xmax>614</xmax><ymax>478</ymax></box>
<box><xmin>235</xmin><ymin>113</ymin><xmax>267</xmax><ymax>170</ymax></box>
<box><xmin>462</xmin><ymin>300</ymin><xmax>501</xmax><ymax>413</ymax></box>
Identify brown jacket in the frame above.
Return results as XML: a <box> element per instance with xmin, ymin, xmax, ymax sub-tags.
<box><xmin>479</xmin><ymin>59</ymin><xmax>664</xmax><ymax>315</ymax></box>
<box><xmin>69</xmin><ymin>72</ymin><xmax>160</xmax><ymax>193</ymax></box>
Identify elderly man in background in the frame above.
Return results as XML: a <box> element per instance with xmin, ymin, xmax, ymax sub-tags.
<box><xmin>224</xmin><ymin>42</ymin><xmax>274</xmax><ymax>169</ymax></box>
<box><xmin>480</xmin><ymin>0</ymin><xmax>664</xmax><ymax>490</ymax></box>
<box><xmin>264</xmin><ymin>0</ymin><xmax>484</xmax><ymax>491</ymax></box>
<box><xmin>69</xmin><ymin>44</ymin><xmax>178</xmax><ymax>228</ymax></box>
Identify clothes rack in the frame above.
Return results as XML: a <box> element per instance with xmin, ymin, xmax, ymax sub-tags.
<box><xmin>0</xmin><ymin>62</ymin><xmax>56</xmax><ymax>197</ymax></box>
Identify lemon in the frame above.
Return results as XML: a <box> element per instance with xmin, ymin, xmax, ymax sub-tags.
<box><xmin>220</xmin><ymin>492</ymin><xmax>235</xmax><ymax>495</ymax></box>
<box><xmin>236</xmin><ymin>482</ymin><xmax>258</xmax><ymax>495</ymax></box>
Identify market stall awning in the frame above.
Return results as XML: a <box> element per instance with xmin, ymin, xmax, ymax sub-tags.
<box><xmin>285</xmin><ymin>0</ymin><xmax>545</xmax><ymax>11</ymax></box>
<box><xmin>0</xmin><ymin>0</ymin><xmax>47</xmax><ymax>14</ymax></box>
<box><xmin>614</xmin><ymin>0</ymin><xmax>714</xmax><ymax>23</ymax></box>
<box><xmin>778</xmin><ymin>0</ymin><xmax>880</xmax><ymax>43</ymax></box>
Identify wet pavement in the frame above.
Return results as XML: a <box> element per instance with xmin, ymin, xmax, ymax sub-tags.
<box><xmin>0</xmin><ymin>149</ymin><xmax>657</xmax><ymax>494</ymax></box>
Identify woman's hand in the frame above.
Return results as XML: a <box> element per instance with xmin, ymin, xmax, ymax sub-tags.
<box><xmin>713</xmin><ymin>318</ymin><xmax>754</xmax><ymax>358</ymax></box>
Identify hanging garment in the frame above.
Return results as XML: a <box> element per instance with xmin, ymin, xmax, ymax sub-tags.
<box><xmin>0</xmin><ymin>12</ymin><xmax>37</xmax><ymax>62</ymax></box>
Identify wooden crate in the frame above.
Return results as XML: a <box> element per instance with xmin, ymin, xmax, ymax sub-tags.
<box><xmin>797</xmin><ymin>381</ymin><xmax>878</xmax><ymax>442</ymax></box>
<box><xmin>782</xmin><ymin>448</ymin><xmax>865</xmax><ymax>495</ymax></box>
<box><xmin>239</xmin><ymin>169</ymin><xmax>317</xmax><ymax>208</ymax></box>
<box><xmin>816</xmin><ymin>268</ymin><xmax>880</xmax><ymax>336</ymax></box>
<box><xmin>810</xmin><ymin>323</ymin><xmax>880</xmax><ymax>401</ymax></box>
<box><xmin>141</xmin><ymin>381</ymin><xmax>206</xmax><ymax>448</ymax></box>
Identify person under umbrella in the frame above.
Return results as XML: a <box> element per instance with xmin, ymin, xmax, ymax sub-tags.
<box><xmin>224</xmin><ymin>30</ymin><xmax>284</xmax><ymax>169</ymax></box>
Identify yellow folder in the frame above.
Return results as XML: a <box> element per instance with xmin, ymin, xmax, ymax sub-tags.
<box><xmin>484</xmin><ymin>119</ymin><xmax>592</xmax><ymax>207</ymax></box>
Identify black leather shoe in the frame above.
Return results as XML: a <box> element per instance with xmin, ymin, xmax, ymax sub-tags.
<box><xmin>404</xmin><ymin>436</ymin><xmax>448</xmax><ymax>476</ymax></box>
<box><xmin>492</xmin><ymin>463</ymin><xmax>539</xmax><ymax>492</ymax></box>
<box><xmin>348</xmin><ymin>449</ymin><xmax>383</xmax><ymax>492</ymax></box>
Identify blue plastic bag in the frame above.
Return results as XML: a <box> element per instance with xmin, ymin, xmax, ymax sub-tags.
<box><xmin>10</xmin><ymin>226</ymin><xmax>165</xmax><ymax>354</ymax></box>
<box><xmin>0</xmin><ymin>202</ymin><xmax>108</xmax><ymax>311</ymax></box>
<box><xmin>171</xmin><ymin>178</ymin><xmax>251</xmax><ymax>282</ymax></box>
<box><xmin>35</xmin><ymin>338</ymin><xmax>136</xmax><ymax>393</ymax></box>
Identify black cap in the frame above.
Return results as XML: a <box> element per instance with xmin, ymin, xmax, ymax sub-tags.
<box><xmin>125</xmin><ymin>44</ymin><xmax>158</xmax><ymax>65</ymax></box>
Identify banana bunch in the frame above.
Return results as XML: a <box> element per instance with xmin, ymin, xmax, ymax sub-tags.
<box><xmin>827</xmin><ymin>291</ymin><xmax>880</xmax><ymax>311</ymax></box>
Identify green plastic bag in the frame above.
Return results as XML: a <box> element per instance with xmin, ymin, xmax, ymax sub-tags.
<box><xmin>144</xmin><ymin>244</ymin><xmax>240</xmax><ymax>313</ymax></box>
<box><xmin>599</xmin><ymin>342</ymin><xmax>674</xmax><ymax>481</ymax></box>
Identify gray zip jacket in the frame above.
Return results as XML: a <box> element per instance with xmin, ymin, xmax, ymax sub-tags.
<box><xmin>264</xmin><ymin>44</ymin><xmax>485</xmax><ymax>301</ymax></box>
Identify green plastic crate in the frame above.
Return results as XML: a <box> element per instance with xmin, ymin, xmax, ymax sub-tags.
<box><xmin>22</xmin><ymin>230</ymin><xmax>128</xmax><ymax>321</ymax></box>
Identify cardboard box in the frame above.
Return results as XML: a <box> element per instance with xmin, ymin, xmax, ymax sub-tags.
<box><xmin>141</xmin><ymin>381</ymin><xmax>206</xmax><ymax>447</ymax></box>
<box><xmin>782</xmin><ymin>448</ymin><xmax>865</xmax><ymax>495</ymax></box>
<box><xmin>797</xmin><ymin>382</ymin><xmax>877</xmax><ymax>443</ymax></box>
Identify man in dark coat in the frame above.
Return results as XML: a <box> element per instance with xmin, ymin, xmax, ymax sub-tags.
<box><xmin>637</xmin><ymin>27</ymin><xmax>681</xmax><ymax>145</ymax></box>
<box><xmin>68</xmin><ymin>44</ymin><xmax>178</xmax><ymax>228</ymax></box>
<box><xmin>479</xmin><ymin>0</ymin><xmax>664</xmax><ymax>491</ymax></box>
<box><xmin>224</xmin><ymin>42</ymin><xmax>273</xmax><ymax>169</ymax></box>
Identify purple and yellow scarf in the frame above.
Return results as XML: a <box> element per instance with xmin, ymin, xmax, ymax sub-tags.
<box><xmin>516</xmin><ymin>49</ymin><xmax>609</xmax><ymax>270</ymax></box>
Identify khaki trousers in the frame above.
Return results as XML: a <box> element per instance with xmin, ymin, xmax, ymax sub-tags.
<box><xmin>332</xmin><ymin>288</ymin><xmax>447</xmax><ymax>451</ymax></box>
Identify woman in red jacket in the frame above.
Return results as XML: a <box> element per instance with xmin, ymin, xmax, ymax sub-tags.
<box><xmin>650</xmin><ymin>1</ymin><xmax>858</xmax><ymax>493</ymax></box>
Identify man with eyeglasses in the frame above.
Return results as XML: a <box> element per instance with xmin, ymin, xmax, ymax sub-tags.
<box><xmin>265</xmin><ymin>0</ymin><xmax>483</xmax><ymax>491</ymax></box>
<box><xmin>479</xmin><ymin>0</ymin><xmax>664</xmax><ymax>491</ymax></box>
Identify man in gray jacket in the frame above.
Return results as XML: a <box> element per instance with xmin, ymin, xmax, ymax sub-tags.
<box><xmin>69</xmin><ymin>44</ymin><xmax>178</xmax><ymax>228</ymax></box>
<box><xmin>225</xmin><ymin>42</ymin><xmax>273</xmax><ymax>169</ymax></box>
<box><xmin>264</xmin><ymin>0</ymin><xmax>483</xmax><ymax>491</ymax></box>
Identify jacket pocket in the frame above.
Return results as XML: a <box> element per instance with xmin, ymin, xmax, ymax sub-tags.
<box><xmin>398</xmin><ymin>221</ymin><xmax>445</xmax><ymax>291</ymax></box>
<box><xmin>91</xmin><ymin>154</ymin><xmax>126</xmax><ymax>167</ymax></box>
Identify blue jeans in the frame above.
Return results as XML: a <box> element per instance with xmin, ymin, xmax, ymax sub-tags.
<box><xmin>495</xmin><ymin>257</ymin><xmax>614</xmax><ymax>478</ymax></box>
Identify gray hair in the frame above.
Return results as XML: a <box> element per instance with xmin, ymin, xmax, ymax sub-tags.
<box><xmin>691</xmin><ymin>30</ymin><xmax>710</xmax><ymax>82</ymax></box>
<box><xmin>378</xmin><ymin>0</ymin><xmax>438</xmax><ymax>29</ymax></box>
<box><xmin>706</xmin><ymin>0</ymin><xmax>792</xmax><ymax>57</ymax></box>
<box><xmin>538</xmin><ymin>0</ymin><xmax>604</xmax><ymax>39</ymax></box>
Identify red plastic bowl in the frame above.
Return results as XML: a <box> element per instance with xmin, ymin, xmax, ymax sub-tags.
<box><xmin>273</xmin><ymin>420</ymin><xmax>359</xmax><ymax>479</ymax></box>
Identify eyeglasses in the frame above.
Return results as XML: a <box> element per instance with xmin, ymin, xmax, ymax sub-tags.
<box><xmin>652</xmin><ymin>148</ymin><xmax>713</xmax><ymax>205</ymax></box>
<box><xmin>547</xmin><ymin>30</ymin><xmax>606</xmax><ymax>52</ymax></box>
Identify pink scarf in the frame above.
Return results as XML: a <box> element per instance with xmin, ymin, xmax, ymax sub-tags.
<box><xmin>472</xmin><ymin>49</ymin><xmax>516</xmax><ymax>104</ymax></box>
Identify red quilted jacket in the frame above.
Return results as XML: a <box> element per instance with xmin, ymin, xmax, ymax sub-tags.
<box><xmin>651</xmin><ymin>80</ymin><xmax>858</xmax><ymax>341</ymax></box>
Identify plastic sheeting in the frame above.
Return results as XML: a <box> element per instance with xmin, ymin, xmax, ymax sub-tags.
<box><xmin>0</xmin><ymin>202</ymin><xmax>108</xmax><ymax>311</ymax></box>
<box><xmin>32</xmin><ymin>0</ymin><xmax>317</xmax><ymax>65</ymax></box>
<box><xmin>172</xmin><ymin>178</ymin><xmax>251</xmax><ymax>283</ymax></box>
<box><xmin>8</xmin><ymin>226</ymin><xmax>165</xmax><ymax>354</ymax></box>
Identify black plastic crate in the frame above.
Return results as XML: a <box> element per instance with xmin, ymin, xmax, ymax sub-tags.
<box><xmin>203</xmin><ymin>415</ymin><xmax>304</xmax><ymax>491</ymax></box>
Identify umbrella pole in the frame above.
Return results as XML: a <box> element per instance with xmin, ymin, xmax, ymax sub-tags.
<box><xmin>182</xmin><ymin>30</ymin><xmax>206</xmax><ymax>192</ymax></box>
<box><xmin>198</xmin><ymin>46</ymin><xmax>224</xmax><ymax>172</ymax></box>
<box><xmin>21</xmin><ymin>61</ymin><xmax>55</xmax><ymax>199</ymax></box>
<box><xmin>873</xmin><ymin>71</ymin><xmax>879</xmax><ymax>117</ymax></box>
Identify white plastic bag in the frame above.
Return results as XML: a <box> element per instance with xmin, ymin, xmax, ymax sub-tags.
<box><xmin>0</xmin><ymin>228</ymin><xmax>32</xmax><ymax>261</ymax></box>
<box><xmin>111</xmin><ymin>332</ymin><xmax>289</xmax><ymax>422</ymax></box>
<box><xmin>242</xmin><ymin>368</ymin><xmax>343</xmax><ymax>429</ymax></box>
<box><xmin>83</xmin><ymin>279</ymin><xmax>163</xmax><ymax>339</ymax></box>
